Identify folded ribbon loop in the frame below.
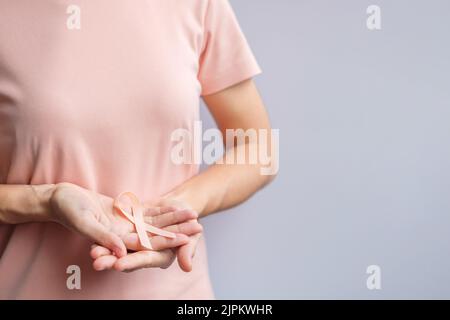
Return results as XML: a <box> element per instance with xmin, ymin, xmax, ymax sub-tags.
<box><xmin>113</xmin><ymin>192</ymin><xmax>176</xmax><ymax>250</ymax></box>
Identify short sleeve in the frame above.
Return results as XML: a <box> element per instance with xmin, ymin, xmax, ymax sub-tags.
<box><xmin>198</xmin><ymin>0</ymin><xmax>262</xmax><ymax>96</ymax></box>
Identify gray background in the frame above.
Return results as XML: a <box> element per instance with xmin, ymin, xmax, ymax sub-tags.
<box><xmin>200</xmin><ymin>0</ymin><xmax>450</xmax><ymax>299</ymax></box>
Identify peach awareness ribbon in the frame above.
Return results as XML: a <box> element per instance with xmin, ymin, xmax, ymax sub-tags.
<box><xmin>113</xmin><ymin>192</ymin><xmax>176</xmax><ymax>250</ymax></box>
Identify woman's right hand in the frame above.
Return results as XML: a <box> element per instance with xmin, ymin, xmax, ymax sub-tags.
<box><xmin>48</xmin><ymin>182</ymin><xmax>130</xmax><ymax>257</ymax></box>
<box><xmin>48</xmin><ymin>182</ymin><xmax>197</xmax><ymax>259</ymax></box>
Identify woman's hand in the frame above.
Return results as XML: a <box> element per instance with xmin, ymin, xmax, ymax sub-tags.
<box><xmin>156</xmin><ymin>197</ymin><xmax>202</xmax><ymax>272</ymax></box>
<box><xmin>90</xmin><ymin>197</ymin><xmax>203</xmax><ymax>272</ymax></box>
<box><xmin>90</xmin><ymin>233</ymin><xmax>202</xmax><ymax>273</ymax></box>
<box><xmin>49</xmin><ymin>182</ymin><xmax>130</xmax><ymax>257</ymax></box>
<box><xmin>49</xmin><ymin>182</ymin><xmax>194</xmax><ymax>259</ymax></box>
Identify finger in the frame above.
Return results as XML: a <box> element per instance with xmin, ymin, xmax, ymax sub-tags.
<box><xmin>90</xmin><ymin>244</ymin><xmax>112</xmax><ymax>259</ymax></box>
<box><xmin>93</xmin><ymin>255</ymin><xmax>117</xmax><ymax>271</ymax></box>
<box><xmin>114</xmin><ymin>249</ymin><xmax>175</xmax><ymax>272</ymax></box>
<box><xmin>144</xmin><ymin>206</ymin><xmax>178</xmax><ymax>217</ymax></box>
<box><xmin>146</xmin><ymin>209</ymin><xmax>198</xmax><ymax>228</ymax></box>
<box><xmin>78</xmin><ymin>214</ymin><xmax>127</xmax><ymax>258</ymax></box>
<box><xmin>163</xmin><ymin>220</ymin><xmax>203</xmax><ymax>235</ymax></box>
<box><xmin>122</xmin><ymin>233</ymin><xmax>189</xmax><ymax>251</ymax></box>
<box><xmin>177</xmin><ymin>233</ymin><xmax>202</xmax><ymax>273</ymax></box>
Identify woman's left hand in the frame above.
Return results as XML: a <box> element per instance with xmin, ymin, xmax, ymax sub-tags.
<box><xmin>90</xmin><ymin>197</ymin><xmax>203</xmax><ymax>272</ymax></box>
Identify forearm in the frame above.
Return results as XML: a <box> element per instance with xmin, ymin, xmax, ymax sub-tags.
<box><xmin>164</xmin><ymin>143</ymin><xmax>275</xmax><ymax>218</ymax></box>
<box><xmin>0</xmin><ymin>184</ymin><xmax>55</xmax><ymax>224</ymax></box>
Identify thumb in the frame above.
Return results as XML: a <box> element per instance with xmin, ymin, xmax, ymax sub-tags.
<box><xmin>177</xmin><ymin>233</ymin><xmax>201</xmax><ymax>272</ymax></box>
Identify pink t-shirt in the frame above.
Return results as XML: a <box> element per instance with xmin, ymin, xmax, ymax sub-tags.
<box><xmin>0</xmin><ymin>0</ymin><xmax>260</xmax><ymax>299</ymax></box>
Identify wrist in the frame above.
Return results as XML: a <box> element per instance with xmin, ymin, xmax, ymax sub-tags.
<box><xmin>30</xmin><ymin>184</ymin><xmax>57</xmax><ymax>222</ymax></box>
<box><xmin>163</xmin><ymin>186</ymin><xmax>208</xmax><ymax>217</ymax></box>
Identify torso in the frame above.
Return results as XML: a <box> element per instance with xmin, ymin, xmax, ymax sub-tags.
<box><xmin>0</xmin><ymin>0</ymin><xmax>213</xmax><ymax>299</ymax></box>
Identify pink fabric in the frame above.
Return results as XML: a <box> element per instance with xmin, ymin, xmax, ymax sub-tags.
<box><xmin>0</xmin><ymin>0</ymin><xmax>261</xmax><ymax>299</ymax></box>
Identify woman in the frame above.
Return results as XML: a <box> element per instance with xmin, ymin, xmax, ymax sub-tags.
<box><xmin>0</xmin><ymin>0</ymin><xmax>273</xmax><ymax>299</ymax></box>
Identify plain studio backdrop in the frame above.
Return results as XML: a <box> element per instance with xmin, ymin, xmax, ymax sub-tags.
<box><xmin>200</xmin><ymin>0</ymin><xmax>450</xmax><ymax>299</ymax></box>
